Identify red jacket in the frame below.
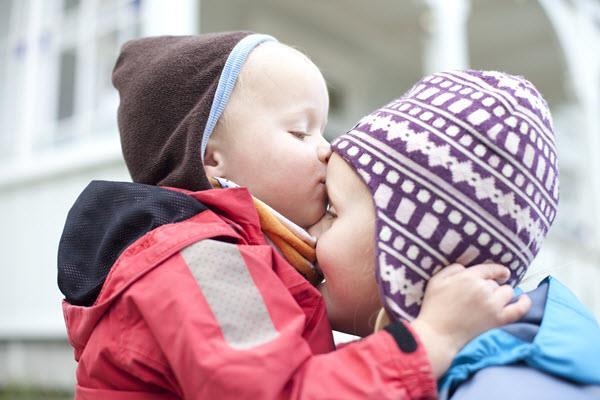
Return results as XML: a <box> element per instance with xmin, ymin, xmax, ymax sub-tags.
<box><xmin>59</xmin><ymin>181</ymin><xmax>436</xmax><ymax>399</ymax></box>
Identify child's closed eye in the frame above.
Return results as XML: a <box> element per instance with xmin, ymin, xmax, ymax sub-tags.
<box><xmin>326</xmin><ymin>204</ymin><xmax>338</xmax><ymax>218</ymax></box>
<box><xmin>289</xmin><ymin>131</ymin><xmax>309</xmax><ymax>141</ymax></box>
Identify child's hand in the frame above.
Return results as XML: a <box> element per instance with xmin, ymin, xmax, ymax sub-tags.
<box><xmin>410</xmin><ymin>263</ymin><xmax>531</xmax><ymax>378</ymax></box>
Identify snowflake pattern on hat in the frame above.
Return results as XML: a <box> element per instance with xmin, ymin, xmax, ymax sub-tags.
<box><xmin>333</xmin><ymin>70</ymin><xmax>559</xmax><ymax>321</ymax></box>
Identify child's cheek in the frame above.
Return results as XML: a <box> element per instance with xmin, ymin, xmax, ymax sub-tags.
<box><xmin>316</xmin><ymin>239</ymin><xmax>335</xmax><ymax>278</ymax></box>
<box><xmin>320</xmin><ymin>237</ymin><xmax>348</xmax><ymax>284</ymax></box>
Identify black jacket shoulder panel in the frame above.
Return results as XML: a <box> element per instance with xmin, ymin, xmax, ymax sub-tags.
<box><xmin>57</xmin><ymin>181</ymin><xmax>207</xmax><ymax>306</ymax></box>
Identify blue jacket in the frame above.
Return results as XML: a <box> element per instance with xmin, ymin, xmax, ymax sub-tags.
<box><xmin>440</xmin><ymin>276</ymin><xmax>600</xmax><ymax>400</ymax></box>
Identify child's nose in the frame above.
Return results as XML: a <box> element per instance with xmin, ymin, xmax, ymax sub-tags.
<box><xmin>317</xmin><ymin>142</ymin><xmax>332</xmax><ymax>163</ymax></box>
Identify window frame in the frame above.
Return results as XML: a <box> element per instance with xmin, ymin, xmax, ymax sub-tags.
<box><xmin>0</xmin><ymin>0</ymin><xmax>199</xmax><ymax>189</ymax></box>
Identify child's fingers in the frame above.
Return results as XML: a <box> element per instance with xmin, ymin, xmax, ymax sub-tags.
<box><xmin>498</xmin><ymin>294</ymin><xmax>532</xmax><ymax>325</ymax></box>
<box><xmin>434</xmin><ymin>263</ymin><xmax>465</xmax><ymax>278</ymax></box>
<box><xmin>484</xmin><ymin>279</ymin><xmax>501</xmax><ymax>291</ymax></box>
<box><xmin>469</xmin><ymin>263</ymin><xmax>510</xmax><ymax>284</ymax></box>
<box><xmin>492</xmin><ymin>284</ymin><xmax>515</xmax><ymax>305</ymax></box>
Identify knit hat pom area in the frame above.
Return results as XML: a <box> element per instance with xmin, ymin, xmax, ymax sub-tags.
<box><xmin>332</xmin><ymin>70</ymin><xmax>559</xmax><ymax>321</ymax></box>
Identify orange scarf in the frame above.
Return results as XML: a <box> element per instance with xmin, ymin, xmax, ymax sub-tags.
<box><xmin>210</xmin><ymin>178</ymin><xmax>323</xmax><ymax>286</ymax></box>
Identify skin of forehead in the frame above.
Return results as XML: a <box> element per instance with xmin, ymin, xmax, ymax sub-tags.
<box><xmin>238</xmin><ymin>42</ymin><xmax>324</xmax><ymax>100</ymax></box>
<box><xmin>215</xmin><ymin>41</ymin><xmax>327</xmax><ymax>141</ymax></box>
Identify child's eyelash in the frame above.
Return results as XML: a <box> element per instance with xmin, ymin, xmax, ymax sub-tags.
<box><xmin>289</xmin><ymin>131</ymin><xmax>309</xmax><ymax>140</ymax></box>
<box><xmin>326</xmin><ymin>204</ymin><xmax>337</xmax><ymax>217</ymax></box>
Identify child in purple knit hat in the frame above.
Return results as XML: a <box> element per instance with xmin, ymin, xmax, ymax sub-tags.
<box><xmin>330</xmin><ymin>69</ymin><xmax>558</xmax><ymax>322</ymax></box>
<box><xmin>310</xmin><ymin>70</ymin><xmax>600</xmax><ymax>398</ymax></box>
<box><xmin>309</xmin><ymin>68</ymin><xmax>556</xmax><ymax>376</ymax></box>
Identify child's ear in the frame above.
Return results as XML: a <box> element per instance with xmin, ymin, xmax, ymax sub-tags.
<box><xmin>203</xmin><ymin>140</ymin><xmax>227</xmax><ymax>178</ymax></box>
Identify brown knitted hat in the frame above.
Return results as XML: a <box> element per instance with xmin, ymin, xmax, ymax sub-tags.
<box><xmin>112</xmin><ymin>32</ymin><xmax>256</xmax><ymax>191</ymax></box>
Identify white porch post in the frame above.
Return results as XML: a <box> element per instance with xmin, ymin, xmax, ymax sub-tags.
<box><xmin>422</xmin><ymin>0</ymin><xmax>471</xmax><ymax>74</ymax></box>
<box><xmin>538</xmin><ymin>0</ymin><xmax>600</xmax><ymax>245</ymax></box>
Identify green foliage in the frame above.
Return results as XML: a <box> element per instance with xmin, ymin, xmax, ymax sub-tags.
<box><xmin>0</xmin><ymin>386</ymin><xmax>73</xmax><ymax>400</ymax></box>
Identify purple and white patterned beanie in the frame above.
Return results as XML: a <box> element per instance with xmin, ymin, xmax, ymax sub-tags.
<box><xmin>332</xmin><ymin>70</ymin><xmax>559</xmax><ymax>321</ymax></box>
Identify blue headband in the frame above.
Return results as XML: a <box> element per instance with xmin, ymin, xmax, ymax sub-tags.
<box><xmin>200</xmin><ymin>33</ymin><xmax>278</xmax><ymax>162</ymax></box>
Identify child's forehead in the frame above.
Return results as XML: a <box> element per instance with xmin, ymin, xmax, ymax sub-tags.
<box><xmin>241</xmin><ymin>42</ymin><xmax>322</xmax><ymax>86</ymax></box>
<box><xmin>248</xmin><ymin>41</ymin><xmax>312</xmax><ymax>65</ymax></box>
<box><xmin>234</xmin><ymin>45</ymin><xmax>328</xmax><ymax>120</ymax></box>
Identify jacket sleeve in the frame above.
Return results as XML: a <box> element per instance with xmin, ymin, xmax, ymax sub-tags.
<box><xmin>130</xmin><ymin>239</ymin><xmax>437</xmax><ymax>399</ymax></box>
<box><xmin>285</xmin><ymin>324</ymin><xmax>437</xmax><ymax>399</ymax></box>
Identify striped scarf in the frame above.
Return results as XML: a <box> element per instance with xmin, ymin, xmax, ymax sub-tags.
<box><xmin>210</xmin><ymin>177</ymin><xmax>323</xmax><ymax>286</ymax></box>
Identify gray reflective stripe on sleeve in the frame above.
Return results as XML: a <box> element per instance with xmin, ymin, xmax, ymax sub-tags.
<box><xmin>181</xmin><ymin>239</ymin><xmax>279</xmax><ymax>349</ymax></box>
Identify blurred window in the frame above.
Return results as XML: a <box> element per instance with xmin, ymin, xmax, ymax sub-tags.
<box><xmin>63</xmin><ymin>0</ymin><xmax>80</xmax><ymax>13</ymax></box>
<box><xmin>0</xmin><ymin>1</ymin><xmax>13</xmax><ymax>38</ymax></box>
<box><xmin>0</xmin><ymin>0</ymin><xmax>202</xmax><ymax>183</ymax></box>
<box><xmin>57</xmin><ymin>47</ymin><xmax>77</xmax><ymax>122</ymax></box>
<box><xmin>46</xmin><ymin>0</ymin><xmax>143</xmax><ymax>148</ymax></box>
<box><xmin>0</xmin><ymin>0</ymin><xmax>144</xmax><ymax>158</ymax></box>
